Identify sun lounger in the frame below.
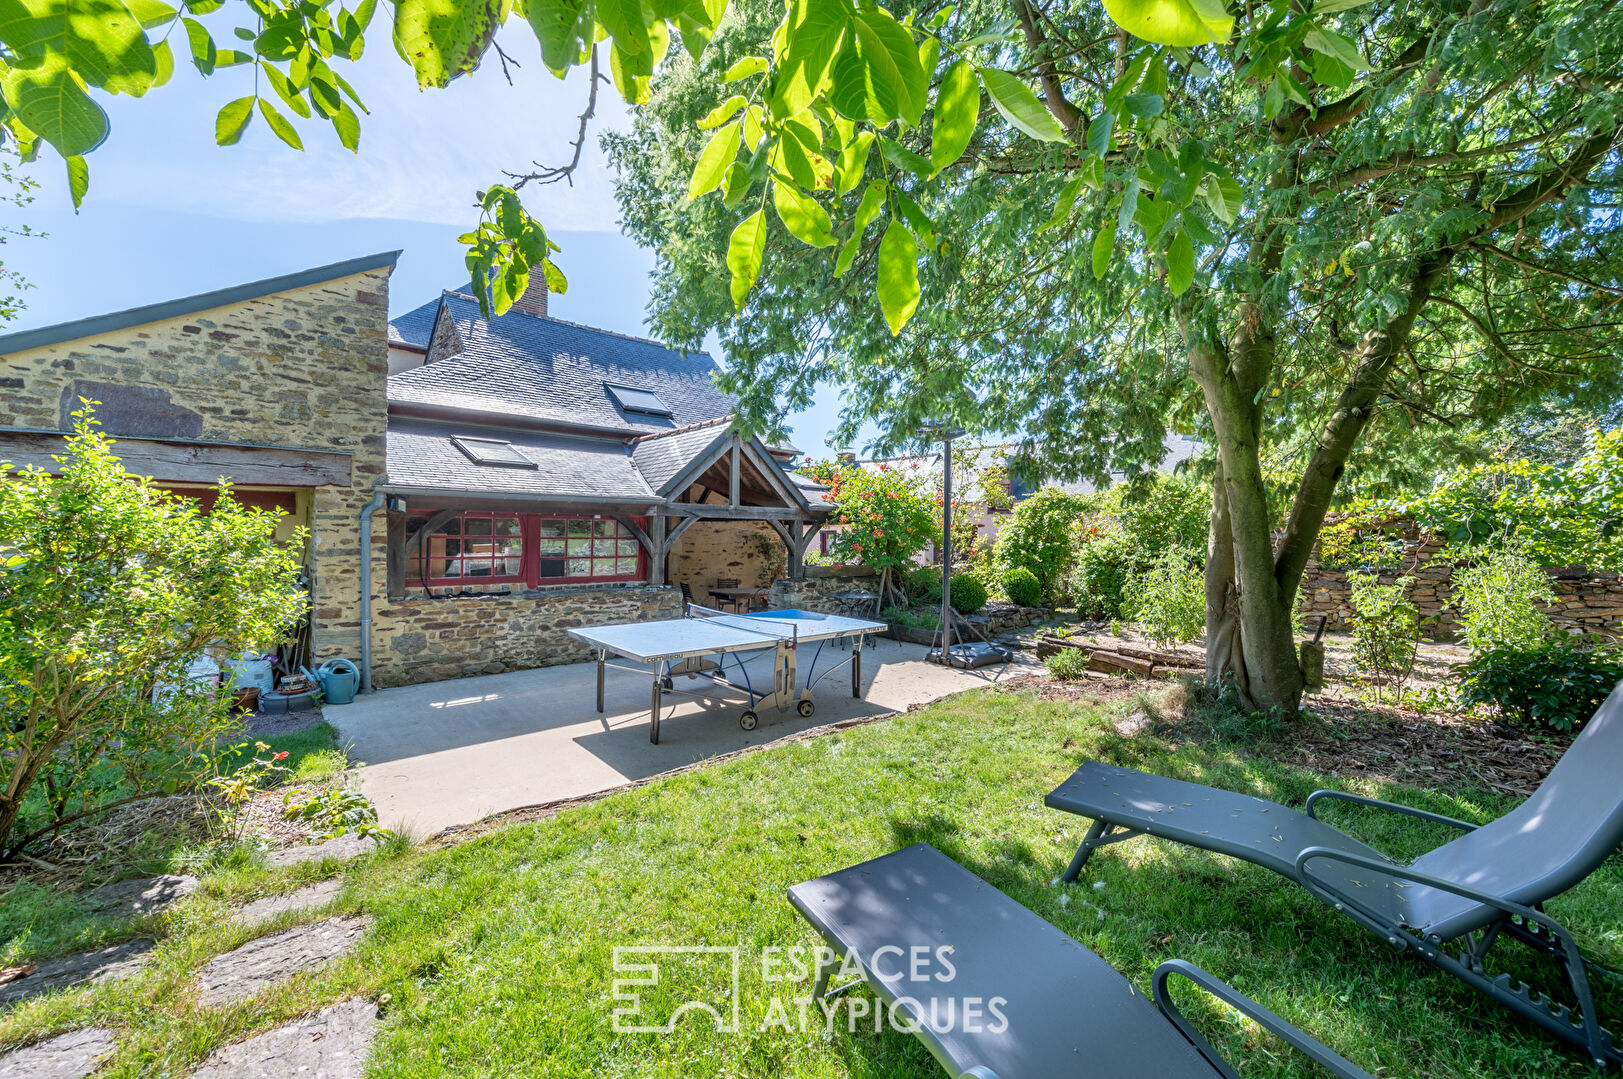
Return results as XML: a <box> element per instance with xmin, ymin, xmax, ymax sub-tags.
<box><xmin>1046</xmin><ymin>681</ymin><xmax>1623</xmax><ymax>1069</ymax></box>
<box><xmin>787</xmin><ymin>843</ymin><xmax>1373</xmax><ymax>1079</ymax></box>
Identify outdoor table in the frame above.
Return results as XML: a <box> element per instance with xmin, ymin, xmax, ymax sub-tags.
<box><xmin>709</xmin><ymin>586</ymin><xmax>769</xmax><ymax>611</ymax></box>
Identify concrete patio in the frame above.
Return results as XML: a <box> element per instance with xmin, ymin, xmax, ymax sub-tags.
<box><xmin>330</xmin><ymin>639</ymin><xmax>1032</xmax><ymax>835</ymax></box>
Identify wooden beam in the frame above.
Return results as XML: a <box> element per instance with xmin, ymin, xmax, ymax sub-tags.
<box><xmin>0</xmin><ymin>431</ymin><xmax>351</xmax><ymax>487</ymax></box>
<box><xmin>647</xmin><ymin>514</ymin><xmax>668</xmax><ymax>586</ymax></box>
<box><xmin>665</xmin><ymin>504</ymin><xmax>811</xmax><ymax>521</ymax></box>
<box><xmin>729</xmin><ymin>440</ymin><xmax>741</xmax><ymax>506</ymax></box>
<box><xmin>386</xmin><ymin>510</ymin><xmax>407</xmax><ymax>601</ymax></box>
<box><xmin>666</xmin><ymin>514</ymin><xmax>700</xmax><ymax>547</ymax></box>
<box><xmin>613</xmin><ymin>513</ymin><xmax>655</xmax><ymax>557</ymax></box>
<box><xmin>402</xmin><ymin>508</ymin><xmax>459</xmax><ymax>561</ymax></box>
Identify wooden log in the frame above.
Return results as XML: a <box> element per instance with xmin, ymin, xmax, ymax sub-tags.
<box><xmin>1087</xmin><ymin>651</ymin><xmax>1153</xmax><ymax>678</ymax></box>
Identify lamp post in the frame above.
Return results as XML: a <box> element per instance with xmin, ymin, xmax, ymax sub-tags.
<box><xmin>919</xmin><ymin>419</ymin><xmax>966</xmax><ymax>666</ymax></box>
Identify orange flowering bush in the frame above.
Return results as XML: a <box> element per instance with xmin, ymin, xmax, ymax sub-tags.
<box><xmin>805</xmin><ymin>460</ymin><xmax>939</xmax><ymax>578</ymax></box>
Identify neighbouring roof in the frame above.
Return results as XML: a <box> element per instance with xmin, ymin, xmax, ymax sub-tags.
<box><xmin>388</xmin><ymin>292</ymin><xmax>733</xmax><ymax>434</ymax></box>
<box><xmin>387</xmin><ymin>287</ymin><xmax>460</xmax><ymax>350</ymax></box>
<box><xmin>387</xmin><ymin>419</ymin><xmax>657</xmax><ymax>501</ymax></box>
<box><xmin>0</xmin><ymin>251</ymin><xmax>401</xmax><ymax>356</ymax></box>
<box><xmin>629</xmin><ymin>419</ymin><xmax>731</xmax><ymax>495</ymax></box>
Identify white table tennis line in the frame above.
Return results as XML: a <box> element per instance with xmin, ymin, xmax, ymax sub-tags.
<box><xmin>567</xmin><ymin>606</ymin><xmax>886</xmax><ymax>743</ymax></box>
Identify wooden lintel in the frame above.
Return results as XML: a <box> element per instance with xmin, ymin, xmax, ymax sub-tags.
<box><xmin>665</xmin><ymin>504</ymin><xmax>807</xmax><ymax>521</ymax></box>
<box><xmin>0</xmin><ymin>431</ymin><xmax>351</xmax><ymax>487</ymax></box>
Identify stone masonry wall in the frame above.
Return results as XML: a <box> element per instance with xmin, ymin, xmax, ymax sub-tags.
<box><xmin>1296</xmin><ymin>519</ymin><xmax>1623</xmax><ymax>640</ymax></box>
<box><xmin>371</xmin><ymin>584</ymin><xmax>682</xmax><ymax>686</ymax></box>
<box><xmin>769</xmin><ymin>568</ymin><xmax>881</xmax><ymax>618</ymax></box>
<box><xmin>670</xmin><ymin>521</ymin><xmax>781</xmax><ymax>598</ymax></box>
<box><xmin>1</xmin><ymin>268</ymin><xmax>393</xmax><ymax>664</ymax></box>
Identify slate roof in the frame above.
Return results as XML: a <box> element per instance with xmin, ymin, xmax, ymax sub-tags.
<box><xmin>387</xmin><ymin>293</ymin><xmax>733</xmax><ymax>434</ymax></box>
<box><xmin>387</xmin><ymin>288</ymin><xmax>456</xmax><ymax>350</ymax></box>
<box><xmin>387</xmin><ymin>419</ymin><xmax>656</xmax><ymax>501</ymax></box>
<box><xmin>630</xmin><ymin>420</ymin><xmax>730</xmax><ymax>496</ymax></box>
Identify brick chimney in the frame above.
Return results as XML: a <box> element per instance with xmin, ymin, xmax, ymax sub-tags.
<box><xmin>511</xmin><ymin>273</ymin><xmax>548</xmax><ymax>317</ymax></box>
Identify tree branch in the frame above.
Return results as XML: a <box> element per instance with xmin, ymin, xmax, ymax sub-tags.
<box><xmin>1469</xmin><ymin>240</ymin><xmax>1623</xmax><ymax>295</ymax></box>
<box><xmin>508</xmin><ymin>46</ymin><xmax>604</xmax><ymax>189</ymax></box>
<box><xmin>1012</xmin><ymin>0</ymin><xmax>1083</xmax><ymax>137</ymax></box>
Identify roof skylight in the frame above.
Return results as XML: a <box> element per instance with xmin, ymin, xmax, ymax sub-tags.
<box><xmin>606</xmin><ymin>383</ymin><xmax>673</xmax><ymax>417</ymax></box>
<box><xmin>451</xmin><ymin>437</ymin><xmax>538</xmax><ymax>469</ymax></box>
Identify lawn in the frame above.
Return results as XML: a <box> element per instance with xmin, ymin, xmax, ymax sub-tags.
<box><xmin>1</xmin><ymin>685</ymin><xmax>1618</xmax><ymax>1077</ymax></box>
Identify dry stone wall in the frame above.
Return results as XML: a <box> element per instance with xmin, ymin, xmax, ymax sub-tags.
<box><xmin>371</xmin><ymin>583</ymin><xmax>683</xmax><ymax>686</ymax></box>
<box><xmin>1295</xmin><ymin>519</ymin><xmax>1623</xmax><ymax>640</ymax></box>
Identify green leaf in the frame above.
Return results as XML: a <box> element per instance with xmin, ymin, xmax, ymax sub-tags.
<box><xmin>1302</xmin><ymin>23</ymin><xmax>1370</xmax><ymax>71</ymax></box>
<box><xmin>261</xmin><ymin>61</ymin><xmax>310</xmax><ymax>118</ymax></box>
<box><xmin>65</xmin><ymin>152</ymin><xmax>86</xmax><ymax>208</ymax></box>
<box><xmin>834</xmin><ymin>129</ymin><xmax>872</xmax><ymax>195</ymax></box>
<box><xmin>930</xmin><ymin>60</ymin><xmax>978</xmax><ymax>175</ymax></box>
<box><xmin>721</xmin><ymin>160</ymin><xmax>753</xmax><ymax>208</ymax></box>
<box><xmin>1166</xmin><ymin>227</ymin><xmax>1194</xmax><ymax>294</ymax></box>
<box><xmin>1085</xmin><ymin>110</ymin><xmax>1113</xmax><ymax>155</ymax></box>
<box><xmin>1117</xmin><ymin>177</ymin><xmax>1140</xmax><ymax>231</ymax></box>
<box><xmin>893</xmin><ymin>190</ymin><xmax>935</xmax><ymax>249</ymax></box>
<box><xmin>596</xmin><ymin>0</ymin><xmax>651</xmax><ymax>55</ymax></box>
<box><xmin>1313</xmin><ymin>0</ymin><xmax>1372</xmax><ymax>11</ymax></box>
<box><xmin>526</xmin><ymin>0</ymin><xmax>592</xmax><ymax>74</ymax></box>
<box><xmin>1038</xmin><ymin>175</ymin><xmax>1084</xmax><ymax>234</ymax></box>
<box><xmin>0</xmin><ymin>0</ymin><xmax>158</xmax><ymax>96</ymax></box>
<box><xmin>878</xmin><ymin>135</ymin><xmax>930</xmax><ymax>179</ymax></box>
<box><xmin>0</xmin><ymin>53</ymin><xmax>108</xmax><ymax>156</ymax></box>
<box><xmin>855</xmin><ymin>6</ymin><xmax>926</xmax><ymax>126</ymax></box>
<box><xmin>723</xmin><ymin>55</ymin><xmax>767</xmax><ymax>81</ymax></box>
<box><xmin>689</xmin><ymin>121</ymin><xmax>740</xmax><ymax>198</ymax></box>
<box><xmin>1092</xmin><ymin>218</ymin><xmax>1116</xmax><ymax>279</ymax></box>
<box><xmin>699</xmin><ymin>94</ymin><xmax>746</xmax><ymax>129</ymax></box>
<box><xmin>123</xmin><ymin>0</ymin><xmax>173</xmax><ymax>26</ymax></box>
<box><xmin>610</xmin><ymin>40</ymin><xmax>654</xmax><ymax>104</ymax></box>
<box><xmin>150</xmin><ymin>36</ymin><xmax>172</xmax><ymax>86</ymax></box>
<box><xmin>772</xmin><ymin>180</ymin><xmax>836</xmax><ymax>247</ymax></box>
<box><xmin>1101</xmin><ymin>0</ymin><xmax>1233</xmax><ymax>47</ymax></box>
<box><xmin>1200</xmin><ymin>171</ymin><xmax>1241</xmax><ymax>224</ymax></box>
<box><xmin>393</xmin><ymin>0</ymin><xmax>501</xmax><ymax>89</ymax></box>
<box><xmin>876</xmin><ymin>218</ymin><xmax>919</xmax><ymax>335</ymax></box>
<box><xmin>180</xmin><ymin>16</ymin><xmax>216</xmax><ymax>73</ymax></box>
<box><xmin>833</xmin><ymin>233</ymin><xmax>861</xmax><ymax>277</ymax></box>
<box><xmin>774</xmin><ymin>127</ymin><xmax>833</xmax><ymax>189</ymax></box>
<box><xmin>214</xmin><ymin>94</ymin><xmax>253</xmax><ymax>145</ymax></box>
<box><xmin>979</xmin><ymin>68</ymin><xmax>1067</xmax><ymax>143</ymax></box>
<box><xmin>771</xmin><ymin>0</ymin><xmax>851</xmax><ymax>119</ymax></box>
<box><xmin>332</xmin><ymin>99</ymin><xmax>360</xmax><ymax>150</ymax></box>
<box><xmin>1122</xmin><ymin>91</ymin><xmax>1163</xmax><ymax>118</ymax></box>
<box><xmin>256</xmin><ymin>95</ymin><xmax>304</xmax><ymax>150</ymax></box>
<box><xmin>727</xmin><ymin>207</ymin><xmax>767</xmax><ymax>308</ymax></box>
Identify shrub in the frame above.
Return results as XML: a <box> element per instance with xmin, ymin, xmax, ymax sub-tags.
<box><xmin>1458</xmin><ymin>637</ymin><xmax>1623</xmax><ymax>732</ymax></box>
<box><xmin>803</xmin><ymin>459</ymin><xmax>939</xmax><ymax>600</ymax></box>
<box><xmin>948</xmin><ymin>572</ymin><xmax>987</xmax><ymax>614</ymax></box>
<box><xmin>880</xmin><ymin>604</ymin><xmax>942</xmax><ymax>630</ymax></box>
<box><xmin>1046</xmin><ymin>648</ymin><xmax>1089</xmax><ymax>681</ymax></box>
<box><xmin>0</xmin><ymin>408</ymin><xmax>306</xmax><ymax>859</ymax></box>
<box><xmin>1125</xmin><ymin>547</ymin><xmax>1204</xmax><ymax>646</ymax></box>
<box><xmin>993</xmin><ymin>488</ymin><xmax>1088</xmax><ymax>598</ymax></box>
<box><xmin>1346</xmin><ymin>571</ymin><xmax>1420</xmax><ymax>702</ymax></box>
<box><xmin>906</xmin><ymin>563</ymin><xmax>943</xmax><ymax>604</ymax></box>
<box><xmin>1452</xmin><ymin>544</ymin><xmax>1555</xmax><ymax>654</ymax></box>
<box><xmin>1002</xmin><ymin>566</ymin><xmax>1042</xmax><ymax>607</ymax></box>
<box><xmin>1112</xmin><ymin>472</ymin><xmax>1210</xmax><ymax>556</ymax></box>
<box><xmin>1070</xmin><ymin>528</ymin><xmax>1134</xmax><ymax>619</ymax></box>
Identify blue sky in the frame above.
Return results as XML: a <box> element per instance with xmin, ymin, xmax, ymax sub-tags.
<box><xmin>1</xmin><ymin>22</ymin><xmax>861</xmax><ymax>455</ymax></box>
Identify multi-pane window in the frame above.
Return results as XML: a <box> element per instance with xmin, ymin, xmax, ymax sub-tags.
<box><xmin>536</xmin><ymin>518</ymin><xmax>643</xmax><ymax>581</ymax></box>
<box><xmin>409</xmin><ymin>513</ymin><xmax>645</xmax><ymax>588</ymax></box>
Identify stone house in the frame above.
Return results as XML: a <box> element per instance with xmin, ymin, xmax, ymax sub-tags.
<box><xmin>0</xmin><ymin>253</ymin><xmax>832</xmax><ymax>691</ymax></box>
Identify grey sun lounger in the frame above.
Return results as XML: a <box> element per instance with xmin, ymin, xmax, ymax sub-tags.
<box><xmin>1047</xmin><ymin>680</ymin><xmax>1623</xmax><ymax>1070</ymax></box>
<box><xmin>787</xmin><ymin>843</ymin><xmax>1374</xmax><ymax>1079</ymax></box>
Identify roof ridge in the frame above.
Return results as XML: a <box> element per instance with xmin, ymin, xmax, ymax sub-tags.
<box><xmin>630</xmin><ymin>414</ymin><xmax>734</xmax><ymax>444</ymax></box>
<box><xmin>439</xmin><ymin>291</ymin><xmax>708</xmax><ymax>357</ymax></box>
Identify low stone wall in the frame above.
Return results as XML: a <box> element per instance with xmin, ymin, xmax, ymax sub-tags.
<box><xmin>1295</xmin><ymin>520</ymin><xmax>1623</xmax><ymax>640</ymax></box>
<box><xmin>371</xmin><ymin>584</ymin><xmax>682</xmax><ymax>686</ymax></box>
<box><xmin>979</xmin><ymin>602</ymin><xmax>1050</xmax><ymax>635</ymax></box>
<box><xmin>768</xmin><ymin>568</ymin><xmax>882</xmax><ymax>618</ymax></box>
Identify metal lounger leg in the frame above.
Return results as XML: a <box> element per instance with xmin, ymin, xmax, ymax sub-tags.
<box><xmin>1061</xmin><ymin>820</ymin><xmax>1143</xmax><ymax>882</ymax></box>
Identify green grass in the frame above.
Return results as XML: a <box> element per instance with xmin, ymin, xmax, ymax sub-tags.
<box><xmin>1</xmin><ymin>687</ymin><xmax>1618</xmax><ymax>1076</ymax></box>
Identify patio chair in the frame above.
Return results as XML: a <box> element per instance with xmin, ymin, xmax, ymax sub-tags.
<box><xmin>788</xmin><ymin>843</ymin><xmax>1373</xmax><ymax>1079</ymax></box>
<box><xmin>715</xmin><ymin>578</ymin><xmax>742</xmax><ymax>612</ymax></box>
<box><xmin>1045</xmin><ymin>680</ymin><xmax>1623</xmax><ymax>1070</ymax></box>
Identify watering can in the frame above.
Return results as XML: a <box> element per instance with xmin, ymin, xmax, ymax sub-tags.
<box><xmin>316</xmin><ymin>658</ymin><xmax>361</xmax><ymax>705</ymax></box>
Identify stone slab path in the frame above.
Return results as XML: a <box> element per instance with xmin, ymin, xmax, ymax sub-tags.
<box><xmin>189</xmin><ymin>998</ymin><xmax>377</xmax><ymax>1078</ymax></box>
<box><xmin>79</xmin><ymin>874</ymin><xmax>199</xmax><ymax>918</ymax></box>
<box><xmin>195</xmin><ymin>915</ymin><xmax>372</xmax><ymax>1006</ymax></box>
<box><xmin>232</xmin><ymin>879</ymin><xmax>344</xmax><ymax>927</ymax></box>
<box><xmin>0</xmin><ymin>938</ymin><xmax>153</xmax><ymax>1008</ymax></box>
<box><xmin>0</xmin><ymin>1027</ymin><xmax>116</xmax><ymax>1079</ymax></box>
<box><xmin>266</xmin><ymin>834</ymin><xmax>379</xmax><ymax>868</ymax></box>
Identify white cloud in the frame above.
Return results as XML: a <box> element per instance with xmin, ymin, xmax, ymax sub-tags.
<box><xmin>90</xmin><ymin>23</ymin><xmax>631</xmax><ymax>229</ymax></box>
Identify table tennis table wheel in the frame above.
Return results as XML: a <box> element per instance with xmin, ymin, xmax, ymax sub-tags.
<box><xmin>740</xmin><ymin>711</ymin><xmax>758</xmax><ymax>730</ymax></box>
<box><xmin>797</xmin><ymin>700</ymin><xmax>815</xmax><ymax>718</ymax></box>
<box><xmin>662</xmin><ymin>676</ymin><xmax>674</xmax><ymax>690</ymax></box>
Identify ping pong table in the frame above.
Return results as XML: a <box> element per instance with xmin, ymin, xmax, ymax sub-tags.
<box><xmin>567</xmin><ymin>606</ymin><xmax>886</xmax><ymax>743</ymax></box>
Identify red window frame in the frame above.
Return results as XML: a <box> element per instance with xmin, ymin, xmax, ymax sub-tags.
<box><xmin>408</xmin><ymin>512</ymin><xmax>647</xmax><ymax>588</ymax></box>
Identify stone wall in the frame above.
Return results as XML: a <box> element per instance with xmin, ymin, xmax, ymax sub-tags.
<box><xmin>371</xmin><ymin>584</ymin><xmax>683</xmax><ymax>686</ymax></box>
<box><xmin>670</xmin><ymin>520</ymin><xmax>782</xmax><ymax>598</ymax></box>
<box><xmin>1296</xmin><ymin>520</ymin><xmax>1623</xmax><ymax>640</ymax></box>
<box><xmin>769</xmin><ymin>568</ymin><xmax>882</xmax><ymax>618</ymax></box>
<box><xmin>1</xmin><ymin>267</ymin><xmax>394</xmax><ymax>665</ymax></box>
